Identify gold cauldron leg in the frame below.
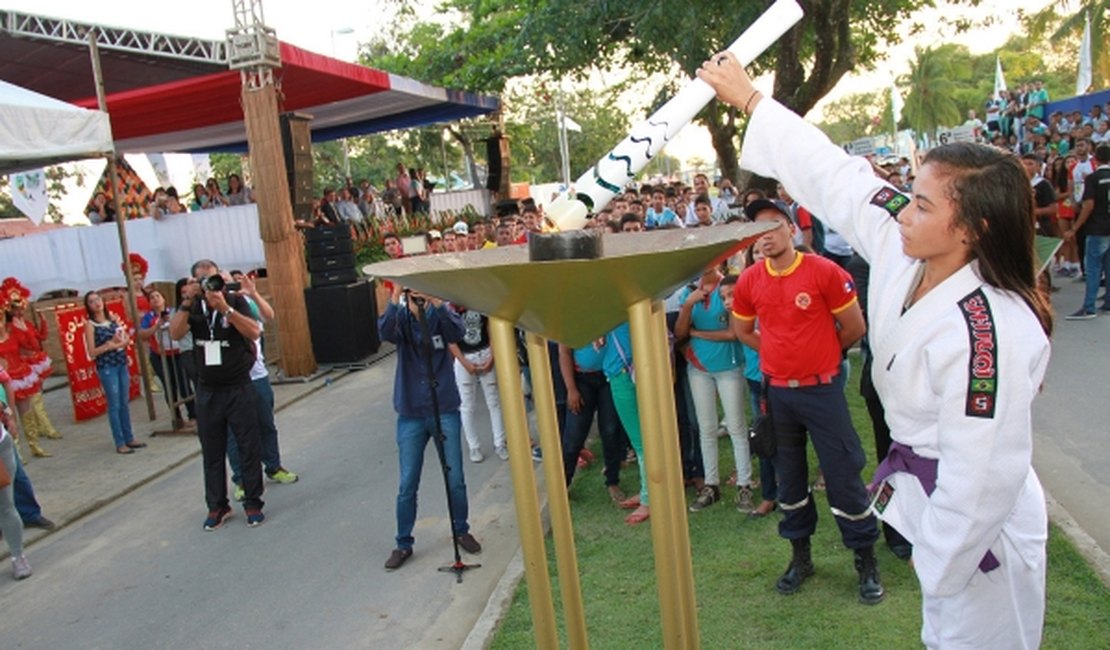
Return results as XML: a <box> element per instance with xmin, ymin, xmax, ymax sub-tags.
<box><xmin>628</xmin><ymin>299</ymin><xmax>700</xmax><ymax>649</ymax></box>
<box><xmin>525</xmin><ymin>332</ymin><xmax>589</xmax><ymax>650</ymax></box>
<box><xmin>488</xmin><ymin>317</ymin><xmax>559</xmax><ymax>649</ymax></box>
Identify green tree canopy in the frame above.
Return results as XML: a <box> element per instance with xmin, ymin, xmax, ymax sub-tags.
<box><xmin>368</xmin><ymin>0</ymin><xmax>970</xmax><ymax>187</ymax></box>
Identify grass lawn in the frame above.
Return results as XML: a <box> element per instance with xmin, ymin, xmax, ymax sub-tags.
<box><xmin>489</xmin><ymin>384</ymin><xmax>1110</xmax><ymax>648</ymax></box>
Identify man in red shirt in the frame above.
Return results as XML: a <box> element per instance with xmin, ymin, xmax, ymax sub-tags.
<box><xmin>732</xmin><ymin>199</ymin><xmax>883</xmax><ymax>605</ymax></box>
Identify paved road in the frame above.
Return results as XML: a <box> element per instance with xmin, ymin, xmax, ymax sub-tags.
<box><xmin>1</xmin><ymin>357</ymin><xmax>523</xmax><ymax>649</ymax></box>
<box><xmin>1034</xmin><ymin>275</ymin><xmax>1110</xmax><ymax>571</ymax></box>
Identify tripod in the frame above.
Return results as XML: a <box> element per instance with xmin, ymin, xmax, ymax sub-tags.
<box><xmin>411</xmin><ymin>293</ymin><xmax>481</xmax><ymax>583</ymax></box>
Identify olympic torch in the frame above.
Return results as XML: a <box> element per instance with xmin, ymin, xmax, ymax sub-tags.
<box><xmin>546</xmin><ymin>0</ymin><xmax>804</xmax><ymax>231</ymax></box>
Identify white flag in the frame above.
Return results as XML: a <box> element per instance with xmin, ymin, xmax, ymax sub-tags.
<box><xmin>10</xmin><ymin>168</ymin><xmax>49</xmax><ymax>225</ymax></box>
<box><xmin>1077</xmin><ymin>12</ymin><xmax>1092</xmax><ymax>95</ymax></box>
<box><xmin>994</xmin><ymin>56</ymin><xmax>1007</xmax><ymax>101</ymax></box>
<box><xmin>891</xmin><ymin>83</ymin><xmax>905</xmax><ymax>125</ymax></box>
<box><xmin>146</xmin><ymin>153</ymin><xmax>172</xmax><ymax>188</ymax></box>
<box><xmin>563</xmin><ymin>116</ymin><xmax>583</xmax><ymax>133</ymax></box>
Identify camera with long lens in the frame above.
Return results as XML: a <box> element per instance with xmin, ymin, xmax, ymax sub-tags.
<box><xmin>200</xmin><ymin>275</ymin><xmax>241</xmax><ymax>293</ymax></box>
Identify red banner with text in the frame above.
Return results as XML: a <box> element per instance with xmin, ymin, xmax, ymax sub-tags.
<box><xmin>56</xmin><ymin>298</ymin><xmax>141</xmax><ymax>422</ymax></box>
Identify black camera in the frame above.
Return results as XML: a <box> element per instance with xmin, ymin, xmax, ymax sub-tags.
<box><xmin>200</xmin><ymin>275</ymin><xmax>241</xmax><ymax>293</ymax></box>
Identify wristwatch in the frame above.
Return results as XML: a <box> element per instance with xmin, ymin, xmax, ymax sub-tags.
<box><xmin>223</xmin><ymin>306</ymin><xmax>235</xmax><ymax>318</ymax></box>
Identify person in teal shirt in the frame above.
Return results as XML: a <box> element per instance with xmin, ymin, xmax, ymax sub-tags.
<box><xmin>675</xmin><ymin>265</ymin><xmax>754</xmax><ymax>514</ymax></box>
<box><xmin>601</xmin><ymin>323</ymin><xmax>650</xmax><ymax>524</ymax></box>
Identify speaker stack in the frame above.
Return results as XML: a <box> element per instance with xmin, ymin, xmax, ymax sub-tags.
<box><xmin>304</xmin><ymin>224</ymin><xmax>355</xmax><ymax>287</ymax></box>
<box><xmin>303</xmin><ymin>280</ymin><xmax>380</xmax><ymax>364</ymax></box>
<box><xmin>280</xmin><ymin>112</ymin><xmax>314</xmax><ymax>222</ymax></box>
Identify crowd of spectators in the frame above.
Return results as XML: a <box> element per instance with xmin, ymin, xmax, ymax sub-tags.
<box><xmin>976</xmin><ymin>82</ymin><xmax>1109</xmax><ymax>157</ymax></box>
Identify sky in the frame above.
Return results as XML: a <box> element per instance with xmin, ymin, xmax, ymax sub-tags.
<box><xmin>0</xmin><ymin>0</ymin><xmax>1072</xmax><ymax>167</ymax></box>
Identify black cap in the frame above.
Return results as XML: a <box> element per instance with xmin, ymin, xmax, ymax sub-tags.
<box><xmin>743</xmin><ymin>198</ymin><xmax>791</xmax><ymax>222</ymax></box>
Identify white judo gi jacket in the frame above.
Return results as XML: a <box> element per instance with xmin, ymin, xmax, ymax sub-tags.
<box><xmin>741</xmin><ymin>99</ymin><xmax>1049</xmax><ymax>649</ymax></box>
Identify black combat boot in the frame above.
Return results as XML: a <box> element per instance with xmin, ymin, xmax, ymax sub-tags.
<box><xmin>854</xmin><ymin>545</ymin><xmax>885</xmax><ymax>605</ymax></box>
<box><xmin>776</xmin><ymin>537</ymin><xmax>815</xmax><ymax>595</ymax></box>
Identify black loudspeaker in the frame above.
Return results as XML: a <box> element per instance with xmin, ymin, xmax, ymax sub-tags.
<box><xmin>305</xmin><ymin>237</ymin><xmax>353</xmax><ymax>257</ymax></box>
<box><xmin>304</xmin><ymin>281</ymin><xmax>379</xmax><ymax>363</ymax></box>
<box><xmin>485</xmin><ymin>136</ymin><xmax>505</xmax><ymax>191</ymax></box>
<box><xmin>304</xmin><ymin>223</ymin><xmax>355</xmax><ymax>287</ymax></box>
<box><xmin>281</xmin><ymin>112</ymin><xmax>314</xmax><ymax>222</ymax></box>
<box><xmin>307</xmin><ymin>253</ymin><xmax>356</xmax><ymax>273</ymax></box>
<box><xmin>310</xmin><ymin>267</ymin><xmax>358</xmax><ymax>287</ymax></box>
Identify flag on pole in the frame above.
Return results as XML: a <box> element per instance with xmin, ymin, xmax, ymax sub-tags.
<box><xmin>891</xmin><ymin>83</ymin><xmax>904</xmax><ymax>126</ymax></box>
<box><xmin>994</xmin><ymin>56</ymin><xmax>1007</xmax><ymax>101</ymax></box>
<box><xmin>10</xmin><ymin>168</ymin><xmax>49</xmax><ymax>225</ymax></box>
<box><xmin>1077</xmin><ymin>12</ymin><xmax>1092</xmax><ymax>95</ymax></box>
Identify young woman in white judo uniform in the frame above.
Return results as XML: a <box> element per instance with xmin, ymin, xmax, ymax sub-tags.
<box><xmin>700</xmin><ymin>53</ymin><xmax>1052</xmax><ymax>649</ymax></box>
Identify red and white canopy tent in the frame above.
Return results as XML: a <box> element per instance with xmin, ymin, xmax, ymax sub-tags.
<box><xmin>0</xmin><ymin>11</ymin><xmax>500</xmax><ymax>153</ymax></box>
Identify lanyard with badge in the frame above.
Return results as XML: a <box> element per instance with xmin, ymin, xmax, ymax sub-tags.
<box><xmin>201</xmin><ymin>302</ymin><xmax>224</xmax><ymax>366</ymax></box>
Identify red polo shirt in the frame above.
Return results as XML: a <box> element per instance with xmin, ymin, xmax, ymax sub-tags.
<box><xmin>732</xmin><ymin>252</ymin><xmax>857</xmax><ymax>380</ymax></box>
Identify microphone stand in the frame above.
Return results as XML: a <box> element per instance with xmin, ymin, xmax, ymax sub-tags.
<box><xmin>411</xmin><ymin>294</ymin><xmax>481</xmax><ymax>583</ymax></box>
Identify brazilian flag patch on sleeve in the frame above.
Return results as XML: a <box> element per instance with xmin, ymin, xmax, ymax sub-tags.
<box><xmin>869</xmin><ymin>187</ymin><xmax>910</xmax><ymax>218</ymax></box>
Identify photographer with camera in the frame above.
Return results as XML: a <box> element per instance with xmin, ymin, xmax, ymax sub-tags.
<box><xmin>378</xmin><ymin>283</ymin><xmax>481</xmax><ymax>571</ymax></box>
<box><xmin>170</xmin><ymin>259</ymin><xmax>266</xmax><ymax>530</ymax></box>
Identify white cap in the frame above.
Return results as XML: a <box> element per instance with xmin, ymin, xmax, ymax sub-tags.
<box><xmin>452</xmin><ymin>221</ymin><xmax>469</xmax><ymax>235</ymax></box>
<box><xmin>427</xmin><ymin>229</ymin><xmax>443</xmax><ymax>239</ymax></box>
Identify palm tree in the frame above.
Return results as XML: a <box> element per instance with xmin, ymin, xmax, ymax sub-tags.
<box><xmin>1028</xmin><ymin>1</ymin><xmax>1109</xmax><ymax>91</ymax></box>
<box><xmin>902</xmin><ymin>46</ymin><xmax>965</xmax><ymax>142</ymax></box>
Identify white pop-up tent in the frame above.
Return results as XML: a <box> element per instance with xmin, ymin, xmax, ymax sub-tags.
<box><xmin>0</xmin><ymin>79</ymin><xmax>113</xmax><ymax>175</ymax></box>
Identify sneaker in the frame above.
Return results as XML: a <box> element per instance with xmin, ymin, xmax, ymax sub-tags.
<box><xmin>11</xmin><ymin>555</ymin><xmax>32</xmax><ymax>580</ymax></box>
<box><xmin>1065</xmin><ymin>309</ymin><xmax>1097</xmax><ymax>320</ymax></box>
<box><xmin>23</xmin><ymin>516</ymin><xmax>56</xmax><ymax>530</ymax></box>
<box><xmin>469</xmin><ymin>448</ymin><xmax>485</xmax><ymax>463</ymax></box>
<box><xmin>232</xmin><ymin>484</ymin><xmax>245</xmax><ymax>502</ymax></box>
<box><xmin>203</xmin><ymin>505</ymin><xmax>232</xmax><ymax>531</ymax></box>
<box><xmin>1100</xmin><ymin>304</ymin><xmax>1110</xmax><ymax>312</ymax></box>
<box><xmin>689</xmin><ymin>485</ymin><xmax>720</xmax><ymax>512</ymax></box>
<box><xmin>384</xmin><ymin>548</ymin><xmax>413</xmax><ymax>571</ymax></box>
<box><xmin>456</xmin><ymin>533</ymin><xmax>482</xmax><ymax>554</ymax></box>
<box><xmin>735</xmin><ymin>485</ymin><xmax>755</xmax><ymax>513</ymax></box>
<box><xmin>495</xmin><ymin>446</ymin><xmax>509</xmax><ymax>461</ymax></box>
<box><xmin>245</xmin><ymin>509</ymin><xmax>265</xmax><ymax>528</ymax></box>
<box><xmin>531</xmin><ymin>447</ymin><xmax>543</xmax><ymax>462</ymax></box>
<box><xmin>267</xmin><ymin>468</ymin><xmax>299</xmax><ymax>484</ymax></box>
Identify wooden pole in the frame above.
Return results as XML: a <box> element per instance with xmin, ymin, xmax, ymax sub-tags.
<box><xmin>87</xmin><ymin>32</ymin><xmax>157</xmax><ymax>422</ymax></box>
<box><xmin>240</xmin><ymin>84</ymin><xmax>316</xmax><ymax>376</ymax></box>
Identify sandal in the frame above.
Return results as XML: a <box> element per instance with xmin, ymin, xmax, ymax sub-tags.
<box><xmin>618</xmin><ymin>495</ymin><xmax>641</xmax><ymax>510</ymax></box>
<box><xmin>116</xmin><ymin>447</ymin><xmax>135</xmax><ymax>454</ymax></box>
<box><xmin>607</xmin><ymin>486</ymin><xmax>627</xmax><ymax>504</ymax></box>
<box><xmin>747</xmin><ymin>499</ymin><xmax>776</xmax><ymax>519</ymax></box>
<box><xmin>126</xmin><ymin>441</ymin><xmax>148</xmax><ymax>449</ymax></box>
<box><xmin>625</xmin><ymin>506</ymin><xmax>650</xmax><ymax>525</ymax></box>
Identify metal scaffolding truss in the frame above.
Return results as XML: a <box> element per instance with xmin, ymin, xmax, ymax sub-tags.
<box><xmin>0</xmin><ymin>9</ymin><xmax>227</xmax><ymax>65</ymax></box>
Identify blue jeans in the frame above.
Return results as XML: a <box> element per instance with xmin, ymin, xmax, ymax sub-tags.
<box><xmin>97</xmin><ymin>363</ymin><xmax>133</xmax><ymax>448</ymax></box>
<box><xmin>12</xmin><ymin>451</ymin><xmax>43</xmax><ymax>522</ymax></box>
<box><xmin>227</xmin><ymin>377</ymin><xmax>282</xmax><ymax>482</ymax></box>
<box><xmin>1082</xmin><ymin>235</ymin><xmax>1110</xmax><ymax>312</ymax></box>
<box><xmin>395</xmin><ymin>411</ymin><xmax>469</xmax><ymax>550</ymax></box>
